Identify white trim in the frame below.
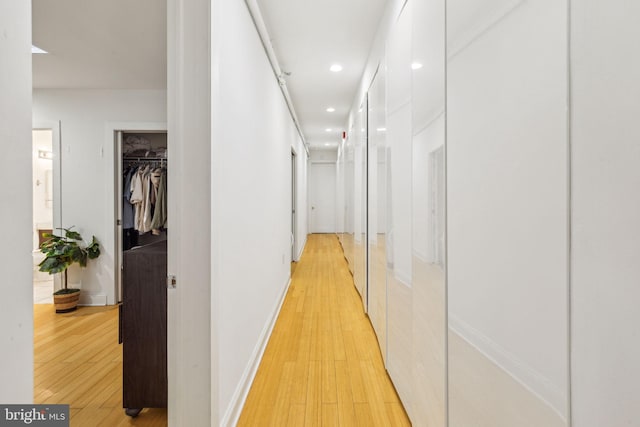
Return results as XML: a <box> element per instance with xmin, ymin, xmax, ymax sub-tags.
<box><xmin>32</xmin><ymin>120</ymin><xmax>63</xmax><ymax>291</ymax></box>
<box><xmin>309</xmin><ymin>160</ymin><xmax>337</xmax><ymax>164</ymax></box>
<box><xmin>394</xmin><ymin>270</ymin><xmax>412</xmax><ymax>288</ymax></box>
<box><xmin>449</xmin><ymin>314</ymin><xmax>567</xmax><ymax>420</ymax></box>
<box><xmin>221</xmin><ymin>277</ymin><xmax>292</xmax><ymax>427</ymax></box>
<box><xmin>387</xmin><ymin>98</ymin><xmax>412</xmax><ymax>117</ymax></box>
<box><xmin>412</xmin><ymin>249</ymin><xmax>429</xmax><ymax>264</ymax></box>
<box><xmin>78</xmin><ymin>293</ymin><xmax>108</xmax><ymax>306</ymax></box>
<box><xmin>296</xmin><ymin>235</ymin><xmax>308</xmax><ymax>261</ymax></box>
<box><xmin>413</xmin><ymin>109</ymin><xmax>445</xmax><ymax>137</ymax></box>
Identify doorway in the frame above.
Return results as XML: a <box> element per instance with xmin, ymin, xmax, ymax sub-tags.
<box><xmin>291</xmin><ymin>150</ymin><xmax>297</xmax><ymax>266</ymax></box>
<box><xmin>114</xmin><ymin>129</ymin><xmax>168</xmax><ymax>303</ymax></box>
<box><xmin>32</xmin><ymin>127</ymin><xmax>60</xmax><ymax>304</ymax></box>
<box><xmin>309</xmin><ymin>162</ymin><xmax>337</xmax><ymax>233</ymax></box>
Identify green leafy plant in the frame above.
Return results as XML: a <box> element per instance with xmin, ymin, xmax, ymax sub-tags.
<box><xmin>39</xmin><ymin>226</ymin><xmax>101</xmax><ymax>295</ymax></box>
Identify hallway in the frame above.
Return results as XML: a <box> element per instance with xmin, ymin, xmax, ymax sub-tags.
<box><xmin>238</xmin><ymin>234</ymin><xmax>410</xmax><ymax>426</ymax></box>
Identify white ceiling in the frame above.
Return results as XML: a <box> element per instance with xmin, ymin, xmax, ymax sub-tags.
<box><xmin>255</xmin><ymin>0</ymin><xmax>387</xmax><ymax>149</ymax></box>
<box><xmin>32</xmin><ymin>0</ymin><xmax>166</xmax><ymax>89</ymax></box>
<box><xmin>32</xmin><ymin>0</ymin><xmax>387</xmax><ymax>149</ymax></box>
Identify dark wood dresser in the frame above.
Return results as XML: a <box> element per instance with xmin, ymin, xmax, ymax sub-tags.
<box><xmin>120</xmin><ymin>239</ymin><xmax>167</xmax><ymax>416</ymax></box>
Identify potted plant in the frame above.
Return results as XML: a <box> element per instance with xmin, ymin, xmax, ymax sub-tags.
<box><xmin>39</xmin><ymin>226</ymin><xmax>101</xmax><ymax>313</ymax></box>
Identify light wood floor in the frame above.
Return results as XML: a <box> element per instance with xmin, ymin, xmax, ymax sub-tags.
<box><xmin>34</xmin><ymin>305</ymin><xmax>167</xmax><ymax>426</ymax></box>
<box><xmin>238</xmin><ymin>234</ymin><xmax>411</xmax><ymax>426</ymax></box>
<box><xmin>34</xmin><ymin>234</ymin><xmax>409</xmax><ymax>426</ymax></box>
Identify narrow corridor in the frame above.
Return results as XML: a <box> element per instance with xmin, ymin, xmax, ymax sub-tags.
<box><xmin>238</xmin><ymin>234</ymin><xmax>411</xmax><ymax>426</ymax></box>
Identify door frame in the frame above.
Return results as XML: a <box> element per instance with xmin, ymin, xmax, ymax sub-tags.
<box><xmin>107</xmin><ymin>122</ymin><xmax>167</xmax><ymax>305</ymax></box>
<box><xmin>32</xmin><ymin>121</ymin><xmax>63</xmax><ymax>291</ymax></box>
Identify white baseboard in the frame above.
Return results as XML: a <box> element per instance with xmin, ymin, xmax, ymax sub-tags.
<box><xmin>221</xmin><ymin>277</ymin><xmax>291</xmax><ymax>426</ymax></box>
<box><xmin>295</xmin><ymin>235</ymin><xmax>308</xmax><ymax>261</ymax></box>
<box><xmin>78</xmin><ymin>293</ymin><xmax>108</xmax><ymax>306</ymax></box>
<box><xmin>449</xmin><ymin>315</ymin><xmax>566</xmax><ymax>419</ymax></box>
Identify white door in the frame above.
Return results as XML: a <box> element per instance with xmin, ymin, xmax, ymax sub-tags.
<box><xmin>310</xmin><ymin>162</ymin><xmax>336</xmax><ymax>233</ymax></box>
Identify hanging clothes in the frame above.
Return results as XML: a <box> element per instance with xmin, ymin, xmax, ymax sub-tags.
<box><xmin>140</xmin><ymin>166</ymin><xmax>154</xmax><ymax>233</ymax></box>
<box><xmin>130</xmin><ymin>165</ymin><xmax>147</xmax><ymax>232</ymax></box>
<box><xmin>126</xmin><ymin>161</ymin><xmax>167</xmax><ymax>236</ymax></box>
<box><xmin>151</xmin><ymin>168</ymin><xmax>167</xmax><ymax>235</ymax></box>
<box><xmin>122</xmin><ymin>167</ymin><xmax>136</xmax><ymax>229</ymax></box>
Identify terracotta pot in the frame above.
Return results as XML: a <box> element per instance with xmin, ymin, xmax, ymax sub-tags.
<box><xmin>53</xmin><ymin>290</ymin><xmax>80</xmax><ymax>313</ymax></box>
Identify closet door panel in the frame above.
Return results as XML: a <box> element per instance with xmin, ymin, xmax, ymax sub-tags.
<box><xmin>343</xmin><ymin>135</ymin><xmax>355</xmax><ymax>269</ymax></box>
<box><xmin>353</xmin><ymin>104</ymin><xmax>368</xmax><ymax>306</ymax></box>
<box><xmin>571</xmin><ymin>1</ymin><xmax>640</xmax><ymax>424</ymax></box>
<box><xmin>447</xmin><ymin>0</ymin><xmax>569</xmax><ymax>425</ymax></box>
<box><xmin>411</xmin><ymin>0</ymin><xmax>446</xmax><ymax>424</ymax></box>
<box><xmin>368</xmin><ymin>60</ymin><xmax>387</xmax><ymax>361</ymax></box>
<box><xmin>385</xmin><ymin>2</ymin><xmax>414</xmax><ymax>413</ymax></box>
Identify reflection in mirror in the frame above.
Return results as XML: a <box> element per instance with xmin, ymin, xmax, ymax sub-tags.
<box><xmin>336</xmin><ymin>143</ymin><xmax>345</xmax><ymax>247</ymax></box>
<box><xmin>385</xmin><ymin>0</ymin><xmax>414</xmax><ymax>415</ymax></box>
<box><xmin>411</xmin><ymin>0</ymin><xmax>446</xmax><ymax>423</ymax></box>
<box><xmin>447</xmin><ymin>0</ymin><xmax>569</xmax><ymax>426</ymax></box>
<box><xmin>367</xmin><ymin>65</ymin><xmax>387</xmax><ymax>362</ymax></box>
<box><xmin>353</xmin><ymin>103</ymin><xmax>368</xmax><ymax>307</ymax></box>
<box><xmin>342</xmin><ymin>128</ymin><xmax>355</xmax><ymax>269</ymax></box>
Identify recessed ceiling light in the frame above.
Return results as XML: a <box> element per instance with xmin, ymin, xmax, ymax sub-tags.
<box><xmin>377</xmin><ymin>127</ymin><xmax>387</xmax><ymax>132</ymax></box>
<box><xmin>31</xmin><ymin>45</ymin><xmax>47</xmax><ymax>54</ymax></box>
<box><xmin>330</xmin><ymin>64</ymin><xmax>343</xmax><ymax>72</ymax></box>
<box><xmin>326</xmin><ymin>107</ymin><xmax>335</xmax><ymax>113</ymax></box>
<box><xmin>411</xmin><ymin>62</ymin><xmax>423</xmax><ymax>70</ymax></box>
<box><xmin>325</xmin><ymin>143</ymin><xmax>331</xmax><ymax>146</ymax></box>
<box><xmin>325</xmin><ymin>128</ymin><xmax>332</xmax><ymax>132</ymax></box>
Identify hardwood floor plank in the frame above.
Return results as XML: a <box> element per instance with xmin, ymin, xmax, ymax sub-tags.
<box><xmin>322</xmin><ymin>403</ymin><xmax>339</xmax><ymax>427</ymax></box>
<box><xmin>268</xmin><ymin>361</ymin><xmax>295</xmax><ymax>426</ymax></box>
<box><xmin>304</xmin><ymin>360</ymin><xmax>322</xmax><ymax>426</ymax></box>
<box><xmin>360</xmin><ymin>360</ymin><xmax>391</xmax><ymax>427</ymax></box>
<box><xmin>385</xmin><ymin>402</ymin><xmax>413</xmax><ymax>427</ymax></box>
<box><xmin>354</xmin><ymin>403</ymin><xmax>376</xmax><ymax>427</ymax></box>
<box><xmin>335</xmin><ymin>360</ymin><xmax>358</xmax><ymax>426</ymax></box>
<box><xmin>321</xmin><ymin>359</ymin><xmax>337</xmax><ymax>404</ymax></box>
<box><xmin>286</xmin><ymin>404</ymin><xmax>306</xmax><ymax>427</ymax></box>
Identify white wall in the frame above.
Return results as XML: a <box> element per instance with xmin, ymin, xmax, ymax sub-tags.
<box><xmin>571</xmin><ymin>1</ymin><xmax>640</xmax><ymax>425</ymax></box>
<box><xmin>211</xmin><ymin>0</ymin><xmax>308</xmax><ymax>423</ymax></box>
<box><xmin>32</xmin><ymin>89</ymin><xmax>167</xmax><ymax>305</ymax></box>
<box><xmin>0</xmin><ymin>0</ymin><xmax>34</xmax><ymax>403</ymax></box>
<box><xmin>309</xmin><ymin>149</ymin><xmax>337</xmax><ymax>163</ymax></box>
<box><xmin>447</xmin><ymin>0</ymin><xmax>568</xmax><ymax>417</ymax></box>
